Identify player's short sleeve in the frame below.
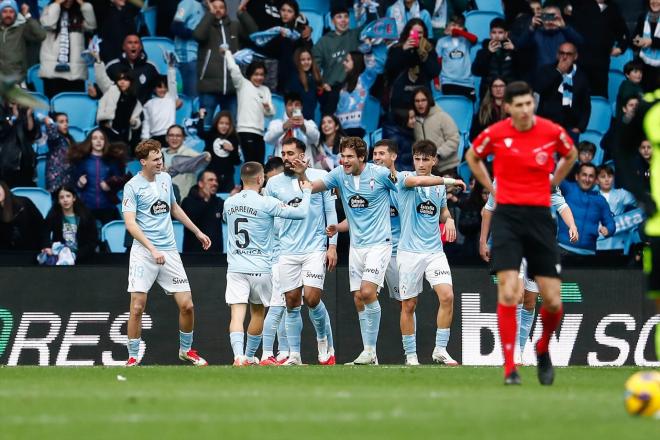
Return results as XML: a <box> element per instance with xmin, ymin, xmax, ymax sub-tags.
<box><xmin>554</xmin><ymin>124</ymin><xmax>574</xmax><ymax>157</ymax></box>
<box><xmin>375</xmin><ymin>165</ymin><xmax>398</xmax><ymax>191</ymax></box>
<box><xmin>398</xmin><ymin>171</ymin><xmax>414</xmax><ymax>191</ymax></box>
<box><xmin>263</xmin><ymin>195</ymin><xmax>290</xmax><ymax>217</ymax></box>
<box><xmin>472</xmin><ymin>127</ymin><xmax>494</xmax><ymax>158</ymax></box>
<box><xmin>122</xmin><ymin>182</ymin><xmax>136</xmax><ymax>213</ymax></box>
<box><xmin>322</xmin><ymin>167</ymin><xmax>341</xmax><ymax>191</ymax></box>
<box><xmin>551</xmin><ymin>185</ymin><xmax>568</xmax><ymax>212</ymax></box>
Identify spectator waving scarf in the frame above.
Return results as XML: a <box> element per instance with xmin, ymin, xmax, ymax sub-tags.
<box><xmin>55</xmin><ymin>10</ymin><xmax>71</xmax><ymax>72</ymax></box>
<box><xmin>249</xmin><ymin>26</ymin><xmax>300</xmax><ymax>47</ymax></box>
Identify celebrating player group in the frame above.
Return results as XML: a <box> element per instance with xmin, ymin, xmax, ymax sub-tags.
<box><xmin>121</xmin><ymin>81</ymin><xmax>578</xmax><ymax>386</ymax></box>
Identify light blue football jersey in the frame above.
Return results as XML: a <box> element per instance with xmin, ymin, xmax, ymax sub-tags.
<box><xmin>265</xmin><ymin>168</ymin><xmax>337</xmax><ymax>255</ymax></box>
<box><xmin>389</xmin><ymin>172</ymin><xmax>401</xmax><ymax>255</ymax></box>
<box><xmin>223</xmin><ymin>189</ymin><xmax>311</xmax><ymax>273</ymax></box>
<box><xmin>122</xmin><ymin>172</ymin><xmax>177</xmax><ymax>250</ymax></box>
<box><xmin>397</xmin><ymin>172</ymin><xmax>447</xmax><ymax>254</ymax></box>
<box><xmin>484</xmin><ymin>179</ymin><xmax>568</xmax><ymax>212</ymax></box>
<box><xmin>322</xmin><ymin>163</ymin><xmax>397</xmax><ymax>249</ymax></box>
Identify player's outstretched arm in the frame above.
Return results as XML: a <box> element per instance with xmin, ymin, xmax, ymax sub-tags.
<box><xmin>271</xmin><ymin>184</ymin><xmax>312</xmax><ymax>219</ymax></box>
<box><xmin>124</xmin><ymin>211</ymin><xmax>166</xmax><ymax>264</ymax></box>
<box><xmin>479</xmin><ymin>208</ymin><xmax>493</xmax><ymax>262</ymax></box>
<box><xmin>291</xmin><ymin>158</ymin><xmax>328</xmax><ymax>193</ymax></box>
<box><xmin>551</xmin><ymin>147</ymin><xmax>578</xmax><ymax>187</ymax></box>
<box><xmin>171</xmin><ymin>202</ymin><xmax>211</xmax><ymax>250</ymax></box>
<box><xmin>465</xmin><ymin>149</ymin><xmax>494</xmax><ymax>194</ymax></box>
<box><xmin>403</xmin><ymin>174</ymin><xmax>466</xmax><ymax>191</ymax></box>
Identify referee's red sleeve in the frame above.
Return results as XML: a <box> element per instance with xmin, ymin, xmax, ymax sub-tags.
<box><xmin>472</xmin><ymin>128</ymin><xmax>492</xmax><ymax>158</ymax></box>
<box><xmin>555</xmin><ymin>125</ymin><xmax>575</xmax><ymax>157</ymax></box>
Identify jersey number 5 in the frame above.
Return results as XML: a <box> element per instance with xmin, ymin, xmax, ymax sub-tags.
<box><xmin>234</xmin><ymin>218</ymin><xmax>250</xmax><ymax>249</ymax></box>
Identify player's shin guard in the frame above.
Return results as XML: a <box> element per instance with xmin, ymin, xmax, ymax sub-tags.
<box><xmin>308</xmin><ymin>301</ymin><xmax>328</xmax><ymax>340</ymax></box>
<box><xmin>435</xmin><ymin>328</ymin><xmax>450</xmax><ymax>350</ymax></box>
<box><xmin>497</xmin><ymin>304</ymin><xmax>517</xmax><ymax>376</ymax></box>
<box><xmin>285</xmin><ymin>306</ymin><xmax>303</xmax><ymax>355</ymax></box>
<box><xmin>179</xmin><ymin>331</ymin><xmax>193</xmax><ymax>353</ymax></box>
<box><xmin>537</xmin><ymin>305</ymin><xmax>563</xmax><ymax>354</ymax></box>
<box><xmin>402</xmin><ymin>334</ymin><xmax>416</xmax><ymax>356</ymax></box>
<box><xmin>519</xmin><ymin>308</ymin><xmax>535</xmax><ymax>351</ymax></box>
<box><xmin>263</xmin><ymin>306</ymin><xmax>285</xmax><ymax>357</ymax></box>
<box><xmin>127</xmin><ymin>338</ymin><xmax>141</xmax><ymax>360</ymax></box>
<box><xmin>245</xmin><ymin>333</ymin><xmax>262</xmax><ymax>359</ymax></box>
<box><xmin>230</xmin><ymin>332</ymin><xmax>245</xmax><ymax>358</ymax></box>
<box><xmin>363</xmin><ymin>301</ymin><xmax>381</xmax><ymax>352</ymax></box>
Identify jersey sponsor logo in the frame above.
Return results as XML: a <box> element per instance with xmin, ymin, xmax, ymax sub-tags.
<box><xmin>536</xmin><ymin>151</ymin><xmax>549</xmax><ymax>165</ymax></box>
<box><xmin>448</xmin><ymin>49</ymin><xmax>464</xmax><ymax>59</ymax></box>
<box><xmin>304</xmin><ymin>272</ymin><xmax>324</xmax><ymax>280</ymax></box>
<box><xmin>390</xmin><ymin>206</ymin><xmax>399</xmax><ymax>218</ymax></box>
<box><xmin>348</xmin><ymin>195</ymin><xmax>369</xmax><ymax>209</ymax></box>
<box><xmin>417</xmin><ymin>200</ymin><xmax>437</xmax><ymax>216</ymax></box>
<box><xmin>150</xmin><ymin>200</ymin><xmax>170</xmax><ymax>215</ymax></box>
<box><xmin>364</xmin><ymin>267</ymin><xmax>380</xmax><ymax>275</ymax></box>
<box><xmin>433</xmin><ymin>270</ymin><xmax>450</xmax><ymax>277</ymax></box>
<box><xmin>389</xmin><ymin>172</ymin><xmax>398</xmax><ymax>183</ymax></box>
<box><xmin>287</xmin><ymin>197</ymin><xmax>303</xmax><ymax>207</ymax></box>
<box><xmin>172</xmin><ymin>277</ymin><xmax>188</xmax><ymax>285</ymax></box>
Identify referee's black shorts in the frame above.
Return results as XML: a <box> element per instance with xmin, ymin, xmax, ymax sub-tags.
<box><xmin>491</xmin><ymin>204</ymin><xmax>561</xmax><ymax>278</ymax></box>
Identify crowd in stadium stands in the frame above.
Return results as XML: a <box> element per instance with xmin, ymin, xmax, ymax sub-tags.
<box><xmin>0</xmin><ymin>0</ymin><xmax>657</xmax><ymax>265</ymax></box>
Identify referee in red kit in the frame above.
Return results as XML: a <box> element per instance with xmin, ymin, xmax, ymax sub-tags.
<box><xmin>466</xmin><ymin>81</ymin><xmax>578</xmax><ymax>385</ymax></box>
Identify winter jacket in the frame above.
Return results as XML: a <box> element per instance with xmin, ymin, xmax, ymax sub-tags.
<box><xmin>312</xmin><ymin>28</ymin><xmax>363</xmax><ymax>87</ymax></box>
<box><xmin>38</xmin><ymin>2</ymin><xmax>97</xmax><ymax>81</ymax></box>
<box><xmin>41</xmin><ymin>209</ymin><xmax>98</xmax><ymax>262</ymax></box>
<box><xmin>0</xmin><ymin>13</ymin><xmax>46</xmax><ymax>80</ymax></box>
<box><xmin>0</xmin><ymin>105</ymin><xmax>39</xmax><ymax>188</ymax></box>
<box><xmin>45</xmin><ymin>124</ymin><xmax>73</xmax><ymax>192</ymax></box>
<box><xmin>193</xmin><ymin>13</ymin><xmax>243</xmax><ymax>95</ymax></box>
<box><xmin>471</xmin><ymin>39</ymin><xmax>519</xmax><ymax>87</ymax></box>
<box><xmin>558</xmin><ymin>181</ymin><xmax>616</xmax><ymax>254</ymax></box>
<box><xmin>180</xmin><ymin>186</ymin><xmax>224</xmax><ymax>253</ymax></box>
<box><xmin>72</xmin><ymin>155</ymin><xmax>123</xmax><ymax>211</ymax></box>
<box><xmin>0</xmin><ymin>195</ymin><xmax>44</xmax><ymax>251</ymax></box>
<box><xmin>413</xmin><ymin>105</ymin><xmax>460</xmax><ymax>171</ymax></box>
<box><xmin>516</xmin><ymin>25</ymin><xmax>584</xmax><ymax>73</ymax></box>
<box><xmin>535</xmin><ymin>63</ymin><xmax>591</xmax><ymax>133</ymax></box>
<box><xmin>94</xmin><ymin>61</ymin><xmax>143</xmax><ymax>135</ymax></box>
<box><xmin>105</xmin><ymin>51</ymin><xmax>161</xmax><ymax>104</ymax></box>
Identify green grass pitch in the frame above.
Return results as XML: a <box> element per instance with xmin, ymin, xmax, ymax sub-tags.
<box><xmin>0</xmin><ymin>366</ymin><xmax>656</xmax><ymax>439</ymax></box>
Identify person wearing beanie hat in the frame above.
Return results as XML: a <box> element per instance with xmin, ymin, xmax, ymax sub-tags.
<box><xmin>0</xmin><ymin>0</ymin><xmax>46</xmax><ymax>82</ymax></box>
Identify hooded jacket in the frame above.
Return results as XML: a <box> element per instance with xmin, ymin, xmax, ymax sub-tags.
<box><xmin>413</xmin><ymin>104</ymin><xmax>460</xmax><ymax>171</ymax></box>
<box><xmin>94</xmin><ymin>61</ymin><xmax>143</xmax><ymax>135</ymax></box>
<box><xmin>0</xmin><ymin>1</ymin><xmax>47</xmax><ymax>80</ymax></box>
<box><xmin>105</xmin><ymin>51</ymin><xmax>160</xmax><ymax>104</ymax></box>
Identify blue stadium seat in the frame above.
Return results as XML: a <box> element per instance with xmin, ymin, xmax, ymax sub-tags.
<box><xmin>579</xmin><ymin>130</ymin><xmax>605</xmax><ymax>166</ymax></box>
<box><xmin>475</xmin><ymin>0</ymin><xmax>504</xmax><ymax>15</ymax></box>
<box><xmin>303</xmin><ymin>10</ymin><xmax>325</xmax><ymax>44</ymax></box>
<box><xmin>173</xmin><ymin>221</ymin><xmax>184</xmax><ymax>253</ymax></box>
<box><xmin>586</xmin><ymin>96</ymin><xmax>612</xmax><ymax>134</ymax></box>
<box><xmin>27</xmin><ymin>64</ymin><xmax>44</xmax><ymax>95</ymax></box>
<box><xmin>607</xmin><ymin>70</ymin><xmax>626</xmax><ymax>113</ymax></box>
<box><xmin>361</xmin><ymin>95</ymin><xmax>381</xmax><ymax>134</ymax></box>
<box><xmin>51</xmin><ymin>93</ymin><xmax>98</xmax><ymax>131</ymax></box>
<box><xmin>28</xmin><ymin>92</ymin><xmax>49</xmax><ymax>110</ymax></box>
<box><xmin>142</xmin><ymin>37</ymin><xmax>175</xmax><ymax>75</ymax></box>
<box><xmin>265</xmin><ymin>94</ymin><xmax>286</xmax><ymax>129</ymax></box>
<box><xmin>36</xmin><ymin>157</ymin><xmax>47</xmax><ymax>189</ymax></box>
<box><xmin>185</xmin><ymin>136</ymin><xmax>206</xmax><ymax>153</ymax></box>
<box><xmin>101</xmin><ymin>220</ymin><xmax>126</xmax><ymax>253</ymax></box>
<box><xmin>435</xmin><ymin>95</ymin><xmax>473</xmax><ymax>135</ymax></box>
<box><xmin>464</xmin><ymin>11</ymin><xmax>503</xmax><ymax>42</ymax></box>
<box><xmin>68</xmin><ymin>126</ymin><xmax>86</xmax><ymax>142</ymax></box>
<box><xmin>126</xmin><ymin>160</ymin><xmax>142</xmax><ymax>176</ymax></box>
<box><xmin>457</xmin><ymin>161</ymin><xmax>472</xmax><ymax>184</ymax></box>
<box><xmin>371</xmin><ymin>127</ymin><xmax>383</xmax><ymax>146</ymax></box>
<box><xmin>176</xmin><ymin>95</ymin><xmax>193</xmax><ymax>125</ymax></box>
<box><xmin>142</xmin><ymin>7</ymin><xmax>157</xmax><ymax>37</ymax></box>
<box><xmin>609</xmin><ymin>48</ymin><xmax>633</xmax><ymax>73</ymax></box>
<box><xmin>299</xmin><ymin>0</ymin><xmax>329</xmax><ymax>13</ymax></box>
<box><xmin>11</xmin><ymin>187</ymin><xmax>52</xmax><ymax>218</ymax></box>
<box><xmin>469</xmin><ymin>44</ymin><xmax>480</xmax><ymax>63</ymax></box>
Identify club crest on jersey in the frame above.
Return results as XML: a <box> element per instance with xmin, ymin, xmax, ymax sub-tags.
<box><xmin>348</xmin><ymin>195</ymin><xmax>369</xmax><ymax>209</ymax></box>
<box><xmin>390</xmin><ymin>205</ymin><xmax>399</xmax><ymax>217</ymax></box>
<box><xmin>536</xmin><ymin>151</ymin><xmax>549</xmax><ymax>165</ymax></box>
<box><xmin>150</xmin><ymin>200</ymin><xmax>170</xmax><ymax>215</ymax></box>
<box><xmin>504</xmin><ymin>138</ymin><xmax>513</xmax><ymax>148</ymax></box>
<box><xmin>417</xmin><ymin>200</ymin><xmax>437</xmax><ymax>216</ymax></box>
<box><xmin>287</xmin><ymin>197</ymin><xmax>303</xmax><ymax>207</ymax></box>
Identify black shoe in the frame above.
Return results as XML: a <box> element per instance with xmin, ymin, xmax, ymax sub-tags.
<box><xmin>536</xmin><ymin>345</ymin><xmax>554</xmax><ymax>386</ymax></box>
<box><xmin>504</xmin><ymin>369</ymin><xmax>521</xmax><ymax>385</ymax></box>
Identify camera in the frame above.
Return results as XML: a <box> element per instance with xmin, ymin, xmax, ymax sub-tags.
<box><xmin>541</xmin><ymin>12</ymin><xmax>556</xmax><ymax>22</ymax></box>
<box><xmin>292</xmin><ymin>108</ymin><xmax>303</xmax><ymax>118</ymax></box>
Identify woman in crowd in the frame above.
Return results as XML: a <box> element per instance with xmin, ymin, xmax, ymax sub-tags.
<box><xmin>0</xmin><ymin>180</ymin><xmax>44</xmax><ymax>251</ymax></box>
<box><xmin>470</xmin><ymin>77</ymin><xmax>507</xmax><ymax>140</ymax></box>
<box><xmin>44</xmin><ymin>112</ymin><xmax>75</xmax><ymax>193</ymax></box>
<box><xmin>287</xmin><ymin>47</ymin><xmax>323</xmax><ymax>121</ymax></box>
<box><xmin>313</xmin><ymin>114</ymin><xmax>345</xmax><ymax>171</ymax></box>
<box><xmin>68</xmin><ymin>129</ymin><xmax>127</xmax><ymax>224</ymax></box>
<box><xmin>161</xmin><ymin>124</ymin><xmax>211</xmax><ymax>201</ymax></box>
<box><xmin>39</xmin><ymin>0</ymin><xmax>97</xmax><ymax>98</ymax></box>
<box><xmin>198</xmin><ymin>110</ymin><xmax>241</xmax><ymax>193</ymax></box>
<box><xmin>41</xmin><ymin>184</ymin><xmax>97</xmax><ymax>263</ymax></box>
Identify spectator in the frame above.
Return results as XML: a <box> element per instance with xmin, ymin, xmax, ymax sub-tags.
<box><xmin>265</xmin><ymin>91</ymin><xmax>319</xmax><ymax>165</ymax></box>
<box><xmin>569</xmin><ymin>0</ymin><xmax>629</xmax><ymax>98</ymax></box>
<box><xmin>456</xmin><ymin>179</ymin><xmax>489</xmax><ymax>259</ymax></box>
<box><xmin>471</xmin><ymin>18</ymin><xmax>520</xmax><ymax>97</ymax></box>
<box><xmin>435</xmin><ymin>14</ymin><xmax>477</xmax><ymax>100</ymax></box>
<box><xmin>419</xmin><ymin>0</ymin><xmax>468</xmax><ymax>40</ymax></box>
<box><xmin>287</xmin><ymin>47</ymin><xmax>322</xmax><ymax>121</ymax></box>
<box><xmin>0</xmin><ymin>179</ymin><xmax>44</xmax><ymax>251</ymax></box>
<box><xmin>313</xmin><ymin>4</ymin><xmax>374</xmax><ymax>115</ymax></box>
<box><xmin>198</xmin><ymin>109</ymin><xmax>241</xmax><ymax>193</ymax></box>
<box><xmin>504</xmin><ymin>0</ymin><xmax>536</xmax><ymax>82</ymax></box>
<box><xmin>0</xmin><ymin>102</ymin><xmax>40</xmax><ymax>188</ymax></box>
<box><xmin>603</xmin><ymin>95</ymin><xmax>639</xmax><ymax>162</ymax></box>
<box><xmin>225</xmin><ymin>49</ymin><xmax>274</xmax><ymax>164</ymax></box>
<box><xmin>616</xmin><ymin>60</ymin><xmax>644</xmax><ymax>120</ymax></box>
<box><xmin>193</xmin><ymin>0</ymin><xmax>243</xmax><ymax>129</ymax></box>
<box><xmin>634</xmin><ymin>138</ymin><xmax>652</xmax><ymax>191</ymax></box>
<box><xmin>313</xmin><ymin>114</ymin><xmax>345</xmax><ymax>172</ymax></box>
<box><xmin>633</xmin><ymin>0</ymin><xmax>660</xmax><ymax>92</ymax></box>
<box><xmin>38</xmin><ymin>0</ymin><xmax>96</xmax><ymax>99</ymax></box>
<box><xmin>412</xmin><ymin>86</ymin><xmax>459</xmax><ymax>175</ymax></box>
<box><xmin>68</xmin><ymin>128</ymin><xmax>126</xmax><ymax>224</ymax></box>
<box><xmin>384</xmin><ymin>19</ymin><xmax>439</xmax><ymax>164</ymax></box>
<box><xmin>335</xmin><ymin>49</ymin><xmax>385</xmax><ymax>138</ymax></box>
<box><xmin>0</xmin><ymin>0</ymin><xmax>46</xmax><ymax>81</ymax></box>
<box><xmin>180</xmin><ymin>169</ymin><xmax>223</xmax><ymax>253</ymax></box>
<box><xmin>105</xmin><ymin>34</ymin><xmax>160</xmax><ymax>104</ymax></box>
<box><xmin>535</xmin><ymin>42</ymin><xmax>591</xmax><ymax>143</ymax></box>
<box><xmin>41</xmin><ymin>184</ymin><xmax>97</xmax><ymax>262</ymax></box>
<box><xmin>558</xmin><ymin>162</ymin><xmax>615</xmax><ymax>257</ymax></box>
<box><xmin>171</xmin><ymin>0</ymin><xmax>205</xmax><ymax>98</ymax></box>
<box><xmin>242</xmin><ymin>0</ymin><xmax>281</xmax><ymax>29</ymax></box>
<box><xmin>387</xmin><ymin>0</ymin><xmax>433</xmax><ymax>36</ymax></box>
<box><xmin>96</xmin><ymin>0</ymin><xmax>139</xmax><ymax>64</ymax></box>
<box><xmin>570</xmin><ymin>141</ymin><xmax>597</xmax><ymax>181</ymax></box>
<box><xmin>597</xmin><ymin>164</ymin><xmax>637</xmax><ymax>216</ymax></box>
<box><xmin>93</xmin><ymin>57</ymin><xmax>142</xmax><ymax>146</ymax></box>
<box><xmin>162</xmin><ymin>124</ymin><xmax>211</xmax><ymax>200</ymax></box>
<box><xmin>470</xmin><ymin>77</ymin><xmax>507</xmax><ymax>140</ymax></box>
<box><xmin>516</xmin><ymin>4</ymin><xmax>583</xmax><ymax>75</ymax></box>
<box><xmin>141</xmin><ymin>61</ymin><xmax>181</xmax><ymax>146</ymax></box>
<box><xmin>43</xmin><ymin>112</ymin><xmax>74</xmax><ymax>192</ymax></box>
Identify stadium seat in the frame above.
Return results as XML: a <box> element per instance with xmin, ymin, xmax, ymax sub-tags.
<box><xmin>299</xmin><ymin>0</ymin><xmax>329</xmax><ymax>13</ymax></box>
<box><xmin>469</xmin><ymin>44</ymin><xmax>480</xmax><ymax>63</ymax></box>
<box><xmin>173</xmin><ymin>221</ymin><xmax>184</xmax><ymax>253</ymax></box>
<box><xmin>265</xmin><ymin>94</ymin><xmax>286</xmax><ymax>129</ymax></box>
<box><xmin>586</xmin><ymin>96</ymin><xmax>612</xmax><ymax>135</ymax></box>
<box><xmin>609</xmin><ymin>48</ymin><xmax>633</xmax><ymax>72</ymax></box>
<box><xmin>36</xmin><ymin>157</ymin><xmax>46</xmax><ymax>189</ymax></box>
<box><xmin>371</xmin><ymin>127</ymin><xmax>383</xmax><ymax>146</ymax></box>
<box><xmin>464</xmin><ymin>11</ymin><xmax>503</xmax><ymax>42</ymax></box>
<box><xmin>475</xmin><ymin>0</ymin><xmax>504</xmax><ymax>15</ymax></box>
<box><xmin>176</xmin><ymin>95</ymin><xmax>193</xmax><ymax>125</ymax></box>
<box><xmin>27</xmin><ymin>64</ymin><xmax>44</xmax><ymax>95</ymax></box>
<box><xmin>101</xmin><ymin>220</ymin><xmax>126</xmax><ymax>253</ymax></box>
<box><xmin>607</xmin><ymin>70</ymin><xmax>626</xmax><ymax>113</ymax></box>
<box><xmin>361</xmin><ymin>95</ymin><xmax>381</xmax><ymax>134</ymax></box>
<box><xmin>28</xmin><ymin>92</ymin><xmax>49</xmax><ymax>110</ymax></box>
<box><xmin>303</xmin><ymin>10</ymin><xmax>325</xmax><ymax>44</ymax></box>
<box><xmin>68</xmin><ymin>126</ymin><xmax>86</xmax><ymax>142</ymax></box>
<box><xmin>126</xmin><ymin>160</ymin><xmax>142</xmax><ymax>176</ymax></box>
<box><xmin>457</xmin><ymin>161</ymin><xmax>472</xmax><ymax>184</ymax></box>
<box><xmin>579</xmin><ymin>130</ymin><xmax>605</xmax><ymax>166</ymax></box>
<box><xmin>142</xmin><ymin>6</ymin><xmax>157</xmax><ymax>37</ymax></box>
<box><xmin>435</xmin><ymin>95</ymin><xmax>473</xmax><ymax>135</ymax></box>
<box><xmin>142</xmin><ymin>37</ymin><xmax>175</xmax><ymax>75</ymax></box>
<box><xmin>51</xmin><ymin>93</ymin><xmax>98</xmax><ymax>131</ymax></box>
<box><xmin>11</xmin><ymin>187</ymin><xmax>52</xmax><ymax>218</ymax></box>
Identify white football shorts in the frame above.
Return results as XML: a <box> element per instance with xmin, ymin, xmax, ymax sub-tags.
<box><xmin>278</xmin><ymin>250</ymin><xmax>327</xmax><ymax>292</ymax></box>
<box><xmin>225</xmin><ymin>272</ymin><xmax>272</xmax><ymax>306</ymax></box>
<box><xmin>397</xmin><ymin>250</ymin><xmax>452</xmax><ymax>300</ymax></box>
<box><xmin>348</xmin><ymin>244</ymin><xmax>392</xmax><ymax>292</ymax></box>
<box><xmin>127</xmin><ymin>244</ymin><xmax>190</xmax><ymax>294</ymax></box>
<box><xmin>518</xmin><ymin>258</ymin><xmax>539</xmax><ymax>293</ymax></box>
<box><xmin>385</xmin><ymin>253</ymin><xmax>401</xmax><ymax>300</ymax></box>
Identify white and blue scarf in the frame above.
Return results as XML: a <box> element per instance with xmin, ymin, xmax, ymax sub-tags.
<box><xmin>249</xmin><ymin>26</ymin><xmax>300</xmax><ymax>47</ymax></box>
<box><xmin>640</xmin><ymin>13</ymin><xmax>660</xmax><ymax>67</ymax></box>
<box><xmin>55</xmin><ymin>11</ymin><xmax>71</xmax><ymax>72</ymax></box>
<box><xmin>561</xmin><ymin>64</ymin><xmax>577</xmax><ymax>107</ymax></box>
<box><xmin>389</xmin><ymin>0</ymin><xmax>420</xmax><ymax>34</ymax></box>
<box><xmin>431</xmin><ymin>0</ymin><xmax>448</xmax><ymax>32</ymax></box>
